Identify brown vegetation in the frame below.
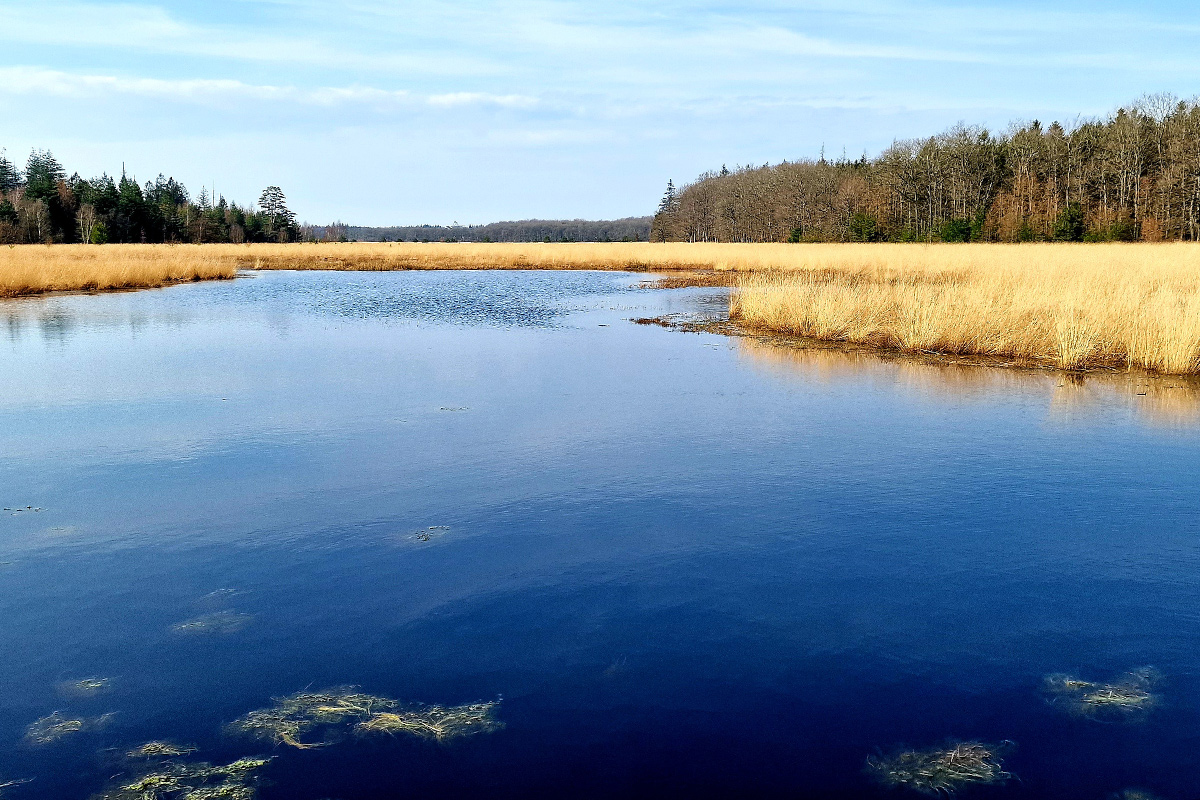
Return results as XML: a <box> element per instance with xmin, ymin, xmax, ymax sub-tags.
<box><xmin>0</xmin><ymin>244</ymin><xmax>236</xmax><ymax>298</ymax></box>
<box><xmin>5</xmin><ymin>241</ymin><xmax>1199</xmax><ymax>376</ymax></box>
<box><xmin>729</xmin><ymin>243</ymin><xmax>1200</xmax><ymax>374</ymax></box>
<box><xmin>655</xmin><ymin>96</ymin><xmax>1200</xmax><ymax>244</ymax></box>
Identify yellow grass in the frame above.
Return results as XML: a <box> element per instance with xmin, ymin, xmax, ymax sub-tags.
<box><xmin>0</xmin><ymin>244</ymin><xmax>237</xmax><ymax>297</ymax></box>
<box><xmin>728</xmin><ymin>243</ymin><xmax>1200</xmax><ymax>374</ymax></box>
<box><xmin>4</xmin><ymin>241</ymin><xmax>1199</xmax><ymax>374</ymax></box>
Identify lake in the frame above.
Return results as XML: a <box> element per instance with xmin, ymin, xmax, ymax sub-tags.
<box><xmin>1</xmin><ymin>270</ymin><xmax>1199</xmax><ymax>799</ymax></box>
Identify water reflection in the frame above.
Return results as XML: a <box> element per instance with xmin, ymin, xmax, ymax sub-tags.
<box><xmin>737</xmin><ymin>337</ymin><xmax>1200</xmax><ymax>426</ymax></box>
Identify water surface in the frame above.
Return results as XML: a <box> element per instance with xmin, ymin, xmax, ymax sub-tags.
<box><xmin>1</xmin><ymin>270</ymin><xmax>1199</xmax><ymax>799</ymax></box>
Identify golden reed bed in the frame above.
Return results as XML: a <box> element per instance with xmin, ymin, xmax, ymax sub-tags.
<box><xmin>728</xmin><ymin>243</ymin><xmax>1200</xmax><ymax>374</ymax></box>
<box><xmin>3</xmin><ymin>242</ymin><xmax>1199</xmax><ymax>374</ymax></box>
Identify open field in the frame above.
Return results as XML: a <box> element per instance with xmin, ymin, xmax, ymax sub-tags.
<box><xmin>4</xmin><ymin>242</ymin><xmax>1199</xmax><ymax>374</ymax></box>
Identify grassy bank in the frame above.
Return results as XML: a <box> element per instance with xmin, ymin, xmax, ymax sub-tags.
<box><xmin>5</xmin><ymin>242</ymin><xmax>1199</xmax><ymax>375</ymax></box>
<box><xmin>730</xmin><ymin>243</ymin><xmax>1200</xmax><ymax>374</ymax></box>
<box><xmin>0</xmin><ymin>244</ymin><xmax>237</xmax><ymax>298</ymax></box>
<box><xmin>0</xmin><ymin>242</ymin><xmax>704</xmax><ymax>297</ymax></box>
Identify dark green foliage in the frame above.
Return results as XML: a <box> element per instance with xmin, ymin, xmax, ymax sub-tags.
<box><xmin>1109</xmin><ymin>217</ymin><xmax>1140</xmax><ymax>242</ymax></box>
<box><xmin>787</xmin><ymin>227</ymin><xmax>802</xmax><ymax>243</ymax></box>
<box><xmin>847</xmin><ymin>212</ymin><xmax>878</xmax><ymax>242</ymax></box>
<box><xmin>940</xmin><ymin>218</ymin><xmax>973</xmax><ymax>242</ymax></box>
<box><xmin>23</xmin><ymin>150</ymin><xmax>65</xmax><ymax>202</ymax></box>
<box><xmin>0</xmin><ymin>147</ymin><xmax>301</xmax><ymax>244</ymax></box>
<box><xmin>0</xmin><ymin>153</ymin><xmax>20</xmax><ymax>193</ymax></box>
<box><xmin>1054</xmin><ymin>203</ymin><xmax>1087</xmax><ymax>242</ymax></box>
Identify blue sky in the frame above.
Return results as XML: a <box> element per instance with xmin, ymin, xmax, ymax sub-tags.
<box><xmin>2</xmin><ymin>1</ymin><xmax>1199</xmax><ymax>225</ymax></box>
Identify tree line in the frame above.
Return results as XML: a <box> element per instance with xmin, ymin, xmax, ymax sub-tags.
<box><xmin>0</xmin><ymin>149</ymin><xmax>299</xmax><ymax>244</ymax></box>
<box><xmin>653</xmin><ymin>95</ymin><xmax>1200</xmax><ymax>243</ymax></box>
<box><xmin>325</xmin><ymin>218</ymin><xmax>652</xmax><ymax>243</ymax></box>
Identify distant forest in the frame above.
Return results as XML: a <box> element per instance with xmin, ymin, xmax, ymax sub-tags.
<box><xmin>653</xmin><ymin>95</ymin><xmax>1200</xmax><ymax>243</ymax></box>
<box><xmin>0</xmin><ymin>150</ymin><xmax>301</xmax><ymax>244</ymax></box>
<box><xmin>318</xmin><ymin>218</ymin><xmax>651</xmax><ymax>243</ymax></box>
<box><xmin>0</xmin><ymin>148</ymin><xmax>650</xmax><ymax>246</ymax></box>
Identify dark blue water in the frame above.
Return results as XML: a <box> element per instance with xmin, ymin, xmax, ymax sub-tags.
<box><xmin>1</xmin><ymin>270</ymin><xmax>1199</xmax><ymax>799</ymax></box>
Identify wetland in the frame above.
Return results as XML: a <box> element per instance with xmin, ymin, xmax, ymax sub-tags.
<box><xmin>1</xmin><ymin>270</ymin><xmax>1199</xmax><ymax>798</ymax></box>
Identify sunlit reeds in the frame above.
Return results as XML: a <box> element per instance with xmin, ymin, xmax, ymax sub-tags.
<box><xmin>6</xmin><ymin>242</ymin><xmax>1200</xmax><ymax>374</ymax></box>
<box><xmin>0</xmin><ymin>244</ymin><xmax>237</xmax><ymax>297</ymax></box>
<box><xmin>730</xmin><ymin>243</ymin><xmax>1200</xmax><ymax>374</ymax></box>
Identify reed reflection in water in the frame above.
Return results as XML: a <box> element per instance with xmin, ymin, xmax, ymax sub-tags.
<box><xmin>737</xmin><ymin>336</ymin><xmax>1200</xmax><ymax>428</ymax></box>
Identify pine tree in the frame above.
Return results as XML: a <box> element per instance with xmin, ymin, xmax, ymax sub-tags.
<box><xmin>0</xmin><ymin>151</ymin><xmax>21</xmax><ymax>193</ymax></box>
<box><xmin>658</xmin><ymin>180</ymin><xmax>678</xmax><ymax>214</ymax></box>
<box><xmin>24</xmin><ymin>149</ymin><xmax>65</xmax><ymax>202</ymax></box>
<box><xmin>258</xmin><ymin>186</ymin><xmax>297</xmax><ymax>241</ymax></box>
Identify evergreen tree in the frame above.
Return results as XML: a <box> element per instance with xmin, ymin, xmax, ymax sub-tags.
<box><xmin>24</xmin><ymin>149</ymin><xmax>65</xmax><ymax>201</ymax></box>
<box><xmin>0</xmin><ymin>151</ymin><xmax>20</xmax><ymax>193</ymax></box>
<box><xmin>657</xmin><ymin>180</ymin><xmax>678</xmax><ymax>214</ymax></box>
<box><xmin>258</xmin><ymin>186</ymin><xmax>297</xmax><ymax>241</ymax></box>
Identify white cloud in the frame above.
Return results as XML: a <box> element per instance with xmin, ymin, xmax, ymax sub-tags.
<box><xmin>427</xmin><ymin>93</ymin><xmax>539</xmax><ymax>109</ymax></box>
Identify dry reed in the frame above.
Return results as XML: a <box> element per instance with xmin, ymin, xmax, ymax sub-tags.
<box><xmin>6</xmin><ymin>242</ymin><xmax>1200</xmax><ymax>374</ymax></box>
<box><xmin>0</xmin><ymin>244</ymin><xmax>237</xmax><ymax>297</ymax></box>
<box><xmin>729</xmin><ymin>243</ymin><xmax>1200</xmax><ymax>374</ymax></box>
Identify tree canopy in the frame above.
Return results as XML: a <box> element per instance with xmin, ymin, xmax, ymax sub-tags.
<box><xmin>654</xmin><ymin>95</ymin><xmax>1200</xmax><ymax>243</ymax></box>
<box><xmin>0</xmin><ymin>151</ymin><xmax>299</xmax><ymax>244</ymax></box>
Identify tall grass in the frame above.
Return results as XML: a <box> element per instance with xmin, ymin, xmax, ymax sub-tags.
<box><xmin>729</xmin><ymin>244</ymin><xmax>1200</xmax><ymax>374</ymax></box>
<box><xmin>5</xmin><ymin>241</ymin><xmax>1199</xmax><ymax>374</ymax></box>
<box><xmin>0</xmin><ymin>244</ymin><xmax>236</xmax><ymax>298</ymax></box>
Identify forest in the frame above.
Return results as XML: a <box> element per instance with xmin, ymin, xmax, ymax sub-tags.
<box><xmin>0</xmin><ymin>149</ymin><xmax>300</xmax><ymax>244</ymax></box>
<box><xmin>653</xmin><ymin>95</ymin><xmax>1200</xmax><ymax>243</ymax></box>
<box><xmin>328</xmin><ymin>218</ymin><xmax>652</xmax><ymax>243</ymax></box>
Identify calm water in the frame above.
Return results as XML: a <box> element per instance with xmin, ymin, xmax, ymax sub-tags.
<box><xmin>2</xmin><ymin>270</ymin><xmax>1199</xmax><ymax>799</ymax></box>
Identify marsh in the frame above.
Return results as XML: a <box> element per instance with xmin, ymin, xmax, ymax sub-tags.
<box><xmin>1</xmin><ymin>270</ymin><xmax>1199</xmax><ymax>798</ymax></box>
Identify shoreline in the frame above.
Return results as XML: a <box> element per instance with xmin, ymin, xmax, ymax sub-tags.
<box><xmin>640</xmin><ymin>314</ymin><xmax>1200</xmax><ymax>383</ymax></box>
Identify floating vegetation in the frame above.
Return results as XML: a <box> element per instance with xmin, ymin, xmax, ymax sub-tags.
<box><xmin>1044</xmin><ymin>667</ymin><xmax>1159</xmax><ymax>721</ymax></box>
<box><xmin>126</xmin><ymin>741</ymin><xmax>199</xmax><ymax>759</ymax></box>
<box><xmin>413</xmin><ymin>526</ymin><xmax>450</xmax><ymax>543</ymax></box>
<box><xmin>355</xmin><ymin>700</ymin><xmax>504</xmax><ymax>742</ymax></box>
<box><xmin>172</xmin><ymin>611</ymin><xmax>253</xmax><ymax>636</ymax></box>
<box><xmin>96</xmin><ymin>756</ymin><xmax>271</xmax><ymax>800</ymax></box>
<box><xmin>867</xmin><ymin>741</ymin><xmax>1014</xmax><ymax>796</ymax></box>
<box><xmin>24</xmin><ymin>711</ymin><xmax>113</xmax><ymax>745</ymax></box>
<box><xmin>228</xmin><ymin>688</ymin><xmax>396</xmax><ymax>749</ymax></box>
<box><xmin>228</xmin><ymin>687</ymin><xmax>501</xmax><ymax>750</ymax></box>
<box><xmin>3</xmin><ymin>506</ymin><xmax>43</xmax><ymax>515</ymax></box>
<box><xmin>58</xmin><ymin>676</ymin><xmax>112</xmax><ymax>697</ymax></box>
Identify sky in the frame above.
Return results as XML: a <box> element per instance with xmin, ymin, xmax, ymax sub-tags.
<box><xmin>2</xmin><ymin>1</ymin><xmax>1200</xmax><ymax>225</ymax></box>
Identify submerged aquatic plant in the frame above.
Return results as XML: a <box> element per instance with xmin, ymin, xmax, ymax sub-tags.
<box><xmin>172</xmin><ymin>611</ymin><xmax>253</xmax><ymax>636</ymax></box>
<box><xmin>97</xmin><ymin>756</ymin><xmax>271</xmax><ymax>800</ymax></box>
<box><xmin>58</xmin><ymin>676</ymin><xmax>111</xmax><ymax>697</ymax></box>
<box><xmin>228</xmin><ymin>688</ymin><xmax>397</xmax><ymax>749</ymax></box>
<box><xmin>867</xmin><ymin>741</ymin><xmax>1014</xmax><ymax>796</ymax></box>
<box><xmin>413</xmin><ymin>526</ymin><xmax>451</xmax><ymax>543</ymax></box>
<box><xmin>24</xmin><ymin>711</ymin><xmax>113</xmax><ymax>745</ymax></box>
<box><xmin>127</xmin><ymin>741</ymin><xmax>199</xmax><ymax>759</ymax></box>
<box><xmin>228</xmin><ymin>687</ymin><xmax>502</xmax><ymax>749</ymax></box>
<box><xmin>1044</xmin><ymin>667</ymin><xmax>1159</xmax><ymax>721</ymax></box>
<box><xmin>356</xmin><ymin>700</ymin><xmax>504</xmax><ymax>741</ymax></box>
